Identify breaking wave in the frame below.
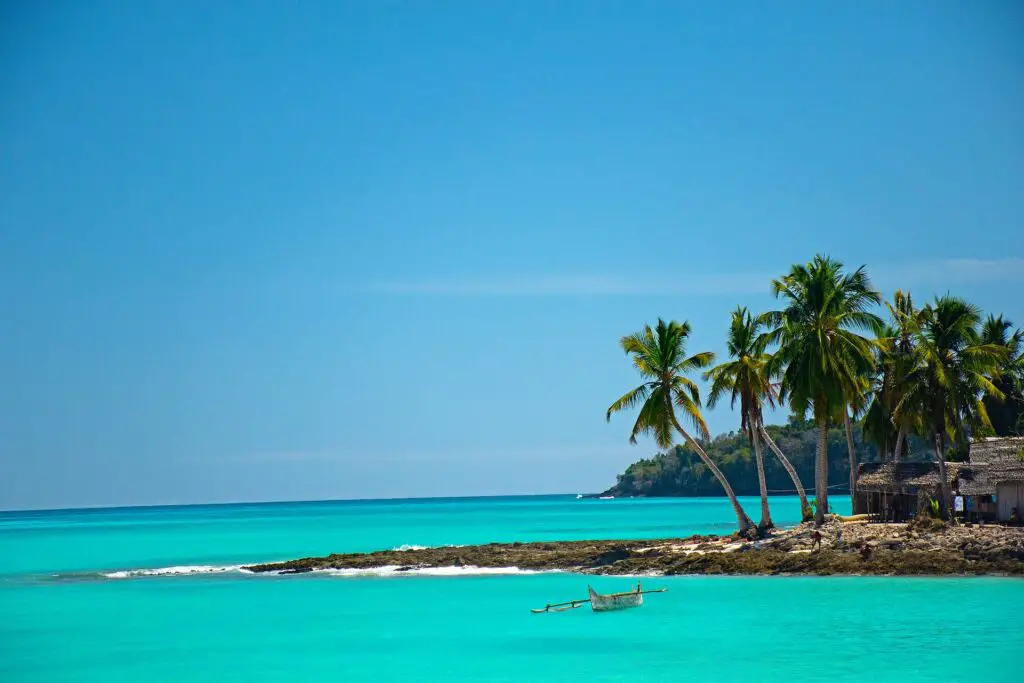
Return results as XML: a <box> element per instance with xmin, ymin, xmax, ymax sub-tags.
<box><xmin>102</xmin><ymin>565</ymin><xmax>249</xmax><ymax>579</ymax></box>
<box><xmin>390</xmin><ymin>543</ymin><xmax>466</xmax><ymax>551</ymax></box>
<box><xmin>323</xmin><ymin>565</ymin><xmax>546</xmax><ymax>578</ymax></box>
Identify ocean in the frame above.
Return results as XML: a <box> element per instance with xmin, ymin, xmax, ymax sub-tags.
<box><xmin>1</xmin><ymin>494</ymin><xmax>1021</xmax><ymax>682</ymax></box>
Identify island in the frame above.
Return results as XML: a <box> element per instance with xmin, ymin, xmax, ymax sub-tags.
<box><xmin>245</xmin><ymin>519</ymin><xmax>1024</xmax><ymax>577</ymax></box>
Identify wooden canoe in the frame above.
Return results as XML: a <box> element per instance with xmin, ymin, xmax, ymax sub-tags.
<box><xmin>531</xmin><ymin>583</ymin><xmax>666</xmax><ymax>613</ymax></box>
<box><xmin>588</xmin><ymin>584</ymin><xmax>643</xmax><ymax>611</ymax></box>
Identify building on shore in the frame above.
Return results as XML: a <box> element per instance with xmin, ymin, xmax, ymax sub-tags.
<box><xmin>961</xmin><ymin>437</ymin><xmax>1024</xmax><ymax>522</ymax></box>
<box><xmin>854</xmin><ymin>462</ymin><xmax>962</xmax><ymax>521</ymax></box>
<box><xmin>852</xmin><ymin>436</ymin><xmax>1024</xmax><ymax>522</ymax></box>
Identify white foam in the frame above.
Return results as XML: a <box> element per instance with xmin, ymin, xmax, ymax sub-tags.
<box><xmin>102</xmin><ymin>565</ymin><xmax>244</xmax><ymax>579</ymax></box>
<box><xmin>390</xmin><ymin>543</ymin><xmax>466</xmax><ymax>551</ymax></box>
<box><xmin>321</xmin><ymin>565</ymin><xmax>546</xmax><ymax>578</ymax></box>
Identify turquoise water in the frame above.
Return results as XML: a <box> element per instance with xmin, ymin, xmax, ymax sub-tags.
<box><xmin>2</xmin><ymin>495</ymin><xmax>1022</xmax><ymax>682</ymax></box>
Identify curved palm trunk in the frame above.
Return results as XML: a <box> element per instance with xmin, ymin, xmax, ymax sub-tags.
<box><xmin>844</xmin><ymin>408</ymin><xmax>857</xmax><ymax>499</ymax></box>
<box><xmin>932</xmin><ymin>432</ymin><xmax>954</xmax><ymax>522</ymax></box>
<box><xmin>759</xmin><ymin>426</ymin><xmax>811</xmax><ymax>521</ymax></box>
<box><xmin>893</xmin><ymin>428</ymin><xmax>906</xmax><ymax>464</ymax></box>
<box><xmin>815</xmin><ymin>420</ymin><xmax>829</xmax><ymax>525</ymax></box>
<box><xmin>749</xmin><ymin>415</ymin><xmax>772</xmax><ymax>530</ymax></box>
<box><xmin>751</xmin><ymin>433</ymin><xmax>772</xmax><ymax>529</ymax></box>
<box><xmin>674</xmin><ymin>422</ymin><xmax>754</xmax><ymax>534</ymax></box>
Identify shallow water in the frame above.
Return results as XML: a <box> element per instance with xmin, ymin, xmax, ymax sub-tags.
<box><xmin>2</xmin><ymin>495</ymin><xmax>1021</xmax><ymax>682</ymax></box>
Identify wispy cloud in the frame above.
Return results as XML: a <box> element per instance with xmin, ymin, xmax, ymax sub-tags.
<box><xmin>212</xmin><ymin>444</ymin><xmax>634</xmax><ymax>466</ymax></box>
<box><xmin>872</xmin><ymin>257</ymin><xmax>1024</xmax><ymax>289</ymax></box>
<box><xmin>365</xmin><ymin>258</ymin><xmax>1024</xmax><ymax>297</ymax></box>
<box><xmin>215</xmin><ymin>451</ymin><xmax>336</xmax><ymax>463</ymax></box>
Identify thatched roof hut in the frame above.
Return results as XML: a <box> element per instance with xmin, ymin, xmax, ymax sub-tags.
<box><xmin>957</xmin><ymin>466</ymin><xmax>995</xmax><ymax>496</ymax></box>
<box><xmin>959</xmin><ymin>437</ymin><xmax>1024</xmax><ymax>495</ymax></box>
<box><xmin>854</xmin><ymin>462</ymin><xmax>961</xmax><ymax>519</ymax></box>
<box><xmin>853</xmin><ymin>438</ymin><xmax>1024</xmax><ymax>520</ymax></box>
<box><xmin>969</xmin><ymin>437</ymin><xmax>1024</xmax><ymax>467</ymax></box>
<box><xmin>856</xmin><ymin>462</ymin><xmax>962</xmax><ymax>492</ymax></box>
<box><xmin>855</xmin><ymin>438</ymin><xmax>1024</xmax><ymax>494</ymax></box>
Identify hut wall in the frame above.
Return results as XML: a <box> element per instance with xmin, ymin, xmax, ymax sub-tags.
<box><xmin>996</xmin><ymin>482</ymin><xmax>1024</xmax><ymax>521</ymax></box>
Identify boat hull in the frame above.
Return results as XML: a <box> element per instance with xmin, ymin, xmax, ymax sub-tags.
<box><xmin>588</xmin><ymin>585</ymin><xmax>643</xmax><ymax>612</ymax></box>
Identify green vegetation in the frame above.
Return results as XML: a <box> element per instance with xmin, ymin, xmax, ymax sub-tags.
<box><xmin>892</xmin><ymin>296</ymin><xmax>1008</xmax><ymax>518</ymax></box>
<box><xmin>606</xmin><ymin>319</ymin><xmax>755</xmax><ymax>534</ymax></box>
<box><xmin>602</xmin><ymin>416</ymin><xmax>930</xmax><ymax>499</ymax></box>
<box><xmin>605</xmin><ymin>255</ymin><xmax>1024</xmax><ymax>529</ymax></box>
<box><xmin>761</xmin><ymin>256</ymin><xmax>884</xmax><ymax>524</ymax></box>
<box><xmin>980</xmin><ymin>315</ymin><xmax>1024</xmax><ymax>437</ymax></box>
<box><xmin>704</xmin><ymin>306</ymin><xmax>806</xmax><ymax>528</ymax></box>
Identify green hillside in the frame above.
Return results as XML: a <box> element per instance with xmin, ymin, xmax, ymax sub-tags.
<box><xmin>601</xmin><ymin>416</ymin><xmax>931</xmax><ymax>498</ymax></box>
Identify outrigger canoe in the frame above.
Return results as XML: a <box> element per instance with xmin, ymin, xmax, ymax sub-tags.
<box><xmin>531</xmin><ymin>583</ymin><xmax>665</xmax><ymax>613</ymax></box>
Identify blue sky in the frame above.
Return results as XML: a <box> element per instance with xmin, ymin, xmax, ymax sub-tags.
<box><xmin>1</xmin><ymin>1</ymin><xmax>1022</xmax><ymax>509</ymax></box>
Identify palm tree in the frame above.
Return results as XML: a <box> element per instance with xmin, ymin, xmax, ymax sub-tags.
<box><xmin>885</xmin><ymin>291</ymin><xmax>923</xmax><ymax>461</ymax></box>
<box><xmin>762</xmin><ymin>256</ymin><xmax>883</xmax><ymax>524</ymax></box>
<box><xmin>704</xmin><ymin>307</ymin><xmax>810</xmax><ymax>528</ymax></box>
<box><xmin>980</xmin><ymin>315</ymin><xmax>1024</xmax><ymax>436</ymax></box>
<box><xmin>897</xmin><ymin>297</ymin><xmax>1007</xmax><ymax>519</ymax></box>
<box><xmin>862</xmin><ymin>299</ymin><xmax>921</xmax><ymax>464</ymax></box>
<box><xmin>863</xmin><ymin>366</ymin><xmax>899</xmax><ymax>461</ymax></box>
<box><xmin>843</xmin><ymin>376</ymin><xmax>871</xmax><ymax>498</ymax></box>
<box><xmin>607</xmin><ymin>318</ymin><xmax>755</xmax><ymax>535</ymax></box>
<box><xmin>705</xmin><ymin>307</ymin><xmax>775</xmax><ymax>529</ymax></box>
<box><xmin>757</xmin><ymin>424</ymin><xmax>811</xmax><ymax>521</ymax></box>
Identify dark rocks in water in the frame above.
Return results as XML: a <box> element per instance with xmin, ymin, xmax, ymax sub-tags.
<box><xmin>585</xmin><ymin>545</ymin><xmax>631</xmax><ymax>567</ymax></box>
<box><xmin>242</xmin><ymin>525</ymin><xmax>1024</xmax><ymax>578</ymax></box>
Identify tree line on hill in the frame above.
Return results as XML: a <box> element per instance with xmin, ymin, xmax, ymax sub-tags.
<box><xmin>600</xmin><ymin>416</ymin><xmax>930</xmax><ymax>499</ymax></box>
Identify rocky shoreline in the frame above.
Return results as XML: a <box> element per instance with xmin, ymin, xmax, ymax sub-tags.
<box><xmin>245</xmin><ymin>520</ymin><xmax>1024</xmax><ymax>577</ymax></box>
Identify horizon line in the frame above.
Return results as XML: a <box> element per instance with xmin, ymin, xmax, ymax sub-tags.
<box><xmin>0</xmin><ymin>491</ymin><xmax>590</xmax><ymax>515</ymax></box>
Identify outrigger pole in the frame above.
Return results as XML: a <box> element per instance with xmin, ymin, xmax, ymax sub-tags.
<box><xmin>531</xmin><ymin>598</ymin><xmax>589</xmax><ymax>613</ymax></box>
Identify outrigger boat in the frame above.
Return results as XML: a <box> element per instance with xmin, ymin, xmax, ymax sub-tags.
<box><xmin>531</xmin><ymin>582</ymin><xmax>666</xmax><ymax>613</ymax></box>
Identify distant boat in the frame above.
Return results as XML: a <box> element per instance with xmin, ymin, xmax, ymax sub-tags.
<box><xmin>599</xmin><ymin>496</ymin><xmax>614</xmax><ymax>500</ymax></box>
<box><xmin>575</xmin><ymin>494</ymin><xmax>583</xmax><ymax>499</ymax></box>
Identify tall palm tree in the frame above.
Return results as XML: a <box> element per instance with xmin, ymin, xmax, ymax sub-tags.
<box><xmin>607</xmin><ymin>319</ymin><xmax>755</xmax><ymax>535</ymax></box>
<box><xmin>863</xmin><ymin>362</ymin><xmax>899</xmax><ymax>461</ymax></box>
<box><xmin>757</xmin><ymin>424</ymin><xmax>811</xmax><ymax>521</ymax></box>
<box><xmin>863</xmin><ymin>306</ymin><xmax>921</xmax><ymax>464</ymax></box>
<box><xmin>885</xmin><ymin>291</ymin><xmax>923</xmax><ymax>461</ymax></box>
<box><xmin>762</xmin><ymin>256</ymin><xmax>883</xmax><ymax>524</ymax></box>
<box><xmin>843</xmin><ymin>376</ymin><xmax>871</xmax><ymax>497</ymax></box>
<box><xmin>897</xmin><ymin>297</ymin><xmax>1007</xmax><ymax>518</ymax></box>
<box><xmin>705</xmin><ymin>307</ymin><xmax>775</xmax><ymax>529</ymax></box>
<box><xmin>704</xmin><ymin>307</ymin><xmax>810</xmax><ymax>527</ymax></box>
<box><xmin>980</xmin><ymin>315</ymin><xmax>1024</xmax><ymax>436</ymax></box>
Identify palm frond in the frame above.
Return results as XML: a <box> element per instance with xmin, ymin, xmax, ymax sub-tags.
<box><xmin>606</xmin><ymin>384</ymin><xmax>653</xmax><ymax>422</ymax></box>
